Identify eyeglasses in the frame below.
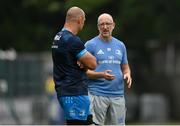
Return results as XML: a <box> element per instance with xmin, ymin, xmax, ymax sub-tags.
<box><xmin>98</xmin><ymin>22</ymin><xmax>113</xmax><ymax>27</ymax></box>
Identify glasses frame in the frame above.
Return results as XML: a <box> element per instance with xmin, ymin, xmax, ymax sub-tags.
<box><xmin>98</xmin><ymin>22</ymin><xmax>114</xmax><ymax>28</ymax></box>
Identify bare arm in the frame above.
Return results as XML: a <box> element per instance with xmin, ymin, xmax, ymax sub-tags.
<box><xmin>86</xmin><ymin>70</ymin><xmax>115</xmax><ymax>80</ymax></box>
<box><xmin>121</xmin><ymin>64</ymin><xmax>132</xmax><ymax>88</ymax></box>
<box><xmin>78</xmin><ymin>51</ymin><xmax>97</xmax><ymax>70</ymax></box>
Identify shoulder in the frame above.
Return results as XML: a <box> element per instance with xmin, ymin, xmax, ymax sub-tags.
<box><xmin>112</xmin><ymin>37</ymin><xmax>126</xmax><ymax>47</ymax></box>
<box><xmin>112</xmin><ymin>37</ymin><xmax>124</xmax><ymax>45</ymax></box>
<box><xmin>60</xmin><ymin>30</ymin><xmax>81</xmax><ymax>43</ymax></box>
<box><xmin>85</xmin><ymin>36</ymin><xmax>98</xmax><ymax>46</ymax></box>
<box><xmin>68</xmin><ymin>33</ymin><xmax>81</xmax><ymax>42</ymax></box>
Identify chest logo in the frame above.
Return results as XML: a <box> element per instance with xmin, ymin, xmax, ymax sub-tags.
<box><xmin>97</xmin><ymin>49</ymin><xmax>104</xmax><ymax>55</ymax></box>
<box><xmin>107</xmin><ymin>48</ymin><xmax>111</xmax><ymax>51</ymax></box>
<box><xmin>116</xmin><ymin>50</ymin><xmax>122</xmax><ymax>55</ymax></box>
<box><xmin>54</xmin><ymin>35</ymin><xmax>61</xmax><ymax>40</ymax></box>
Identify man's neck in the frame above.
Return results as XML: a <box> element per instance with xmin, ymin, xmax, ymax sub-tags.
<box><xmin>99</xmin><ymin>35</ymin><xmax>112</xmax><ymax>42</ymax></box>
<box><xmin>63</xmin><ymin>23</ymin><xmax>78</xmax><ymax>35</ymax></box>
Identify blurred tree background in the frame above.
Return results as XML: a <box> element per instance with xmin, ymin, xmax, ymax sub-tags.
<box><xmin>1</xmin><ymin>0</ymin><xmax>180</xmax><ymax>51</ymax></box>
<box><xmin>1</xmin><ymin>0</ymin><xmax>180</xmax><ymax>124</ymax></box>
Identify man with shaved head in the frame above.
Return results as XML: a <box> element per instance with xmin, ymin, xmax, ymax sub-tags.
<box><xmin>85</xmin><ymin>13</ymin><xmax>132</xmax><ymax>125</ymax></box>
<box><xmin>51</xmin><ymin>6</ymin><xmax>96</xmax><ymax>125</ymax></box>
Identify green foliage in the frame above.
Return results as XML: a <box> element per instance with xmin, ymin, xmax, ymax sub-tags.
<box><xmin>64</xmin><ymin>0</ymin><xmax>109</xmax><ymax>13</ymax></box>
<box><xmin>0</xmin><ymin>0</ymin><xmax>180</xmax><ymax>52</ymax></box>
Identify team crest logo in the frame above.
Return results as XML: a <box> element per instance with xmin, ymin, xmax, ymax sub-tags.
<box><xmin>116</xmin><ymin>50</ymin><xmax>122</xmax><ymax>56</ymax></box>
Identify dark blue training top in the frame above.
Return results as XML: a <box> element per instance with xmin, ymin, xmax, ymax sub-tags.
<box><xmin>51</xmin><ymin>29</ymin><xmax>88</xmax><ymax>96</ymax></box>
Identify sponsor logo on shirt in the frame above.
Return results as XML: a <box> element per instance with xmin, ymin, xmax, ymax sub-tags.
<box><xmin>108</xmin><ymin>55</ymin><xmax>114</xmax><ymax>60</ymax></box>
<box><xmin>54</xmin><ymin>35</ymin><xmax>61</xmax><ymax>40</ymax></box>
<box><xmin>97</xmin><ymin>49</ymin><xmax>104</xmax><ymax>55</ymax></box>
<box><xmin>51</xmin><ymin>45</ymin><xmax>58</xmax><ymax>48</ymax></box>
<box><xmin>107</xmin><ymin>48</ymin><xmax>111</xmax><ymax>51</ymax></box>
<box><xmin>98</xmin><ymin>60</ymin><xmax>121</xmax><ymax>64</ymax></box>
<box><xmin>116</xmin><ymin>50</ymin><xmax>122</xmax><ymax>56</ymax></box>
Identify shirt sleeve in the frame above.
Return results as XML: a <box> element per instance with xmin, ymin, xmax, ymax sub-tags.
<box><xmin>69</xmin><ymin>36</ymin><xmax>87</xmax><ymax>60</ymax></box>
<box><xmin>121</xmin><ymin>43</ymin><xmax>128</xmax><ymax>64</ymax></box>
<box><xmin>85</xmin><ymin>40</ymin><xmax>95</xmax><ymax>55</ymax></box>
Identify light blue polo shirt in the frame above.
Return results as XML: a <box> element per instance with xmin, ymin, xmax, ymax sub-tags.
<box><xmin>85</xmin><ymin>36</ymin><xmax>128</xmax><ymax>97</ymax></box>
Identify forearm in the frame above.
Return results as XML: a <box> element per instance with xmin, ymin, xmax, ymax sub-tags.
<box><xmin>123</xmin><ymin>68</ymin><xmax>131</xmax><ymax>75</ymax></box>
<box><xmin>86</xmin><ymin>70</ymin><xmax>104</xmax><ymax>79</ymax></box>
<box><xmin>122</xmin><ymin>64</ymin><xmax>131</xmax><ymax>75</ymax></box>
<box><xmin>122</xmin><ymin>64</ymin><xmax>132</xmax><ymax>88</ymax></box>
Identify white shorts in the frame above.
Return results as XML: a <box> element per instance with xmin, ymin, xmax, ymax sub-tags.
<box><xmin>89</xmin><ymin>93</ymin><xmax>126</xmax><ymax>125</ymax></box>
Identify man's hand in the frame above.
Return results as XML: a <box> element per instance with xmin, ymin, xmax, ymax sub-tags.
<box><xmin>77</xmin><ymin>61</ymin><xmax>84</xmax><ymax>68</ymax></box>
<box><xmin>103</xmin><ymin>70</ymin><xmax>115</xmax><ymax>80</ymax></box>
<box><xmin>123</xmin><ymin>73</ymin><xmax>132</xmax><ymax>88</ymax></box>
<box><xmin>77</xmin><ymin>61</ymin><xmax>88</xmax><ymax>71</ymax></box>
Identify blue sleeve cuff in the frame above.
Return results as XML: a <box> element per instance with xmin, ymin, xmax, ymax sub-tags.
<box><xmin>76</xmin><ymin>49</ymin><xmax>87</xmax><ymax>59</ymax></box>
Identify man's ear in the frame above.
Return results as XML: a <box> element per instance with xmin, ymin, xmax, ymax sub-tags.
<box><xmin>112</xmin><ymin>22</ymin><xmax>115</xmax><ymax>29</ymax></box>
<box><xmin>77</xmin><ymin>17</ymin><xmax>81</xmax><ymax>24</ymax></box>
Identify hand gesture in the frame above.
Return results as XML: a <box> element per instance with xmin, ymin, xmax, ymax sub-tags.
<box><xmin>103</xmin><ymin>70</ymin><xmax>115</xmax><ymax>80</ymax></box>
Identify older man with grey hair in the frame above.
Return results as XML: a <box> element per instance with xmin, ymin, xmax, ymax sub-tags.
<box><xmin>85</xmin><ymin>13</ymin><xmax>132</xmax><ymax>125</ymax></box>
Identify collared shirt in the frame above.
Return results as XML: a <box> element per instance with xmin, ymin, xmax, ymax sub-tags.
<box><xmin>85</xmin><ymin>36</ymin><xmax>128</xmax><ymax>96</ymax></box>
<box><xmin>52</xmin><ymin>29</ymin><xmax>88</xmax><ymax>96</ymax></box>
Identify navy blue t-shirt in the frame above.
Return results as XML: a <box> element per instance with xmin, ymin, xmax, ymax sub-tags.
<box><xmin>51</xmin><ymin>29</ymin><xmax>88</xmax><ymax>96</ymax></box>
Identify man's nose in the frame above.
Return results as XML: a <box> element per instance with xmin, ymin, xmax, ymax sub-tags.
<box><xmin>103</xmin><ymin>24</ymin><xmax>108</xmax><ymax>29</ymax></box>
